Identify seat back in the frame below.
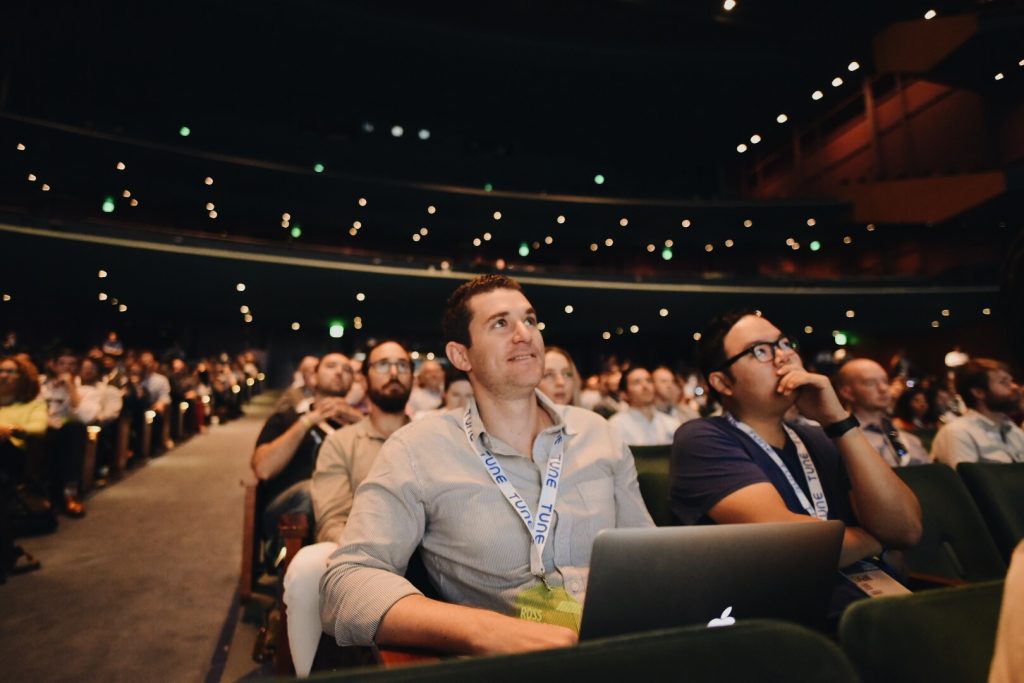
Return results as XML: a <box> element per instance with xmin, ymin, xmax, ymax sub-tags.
<box><xmin>895</xmin><ymin>464</ymin><xmax>1006</xmax><ymax>582</ymax></box>
<box><xmin>637</xmin><ymin>471</ymin><xmax>676</xmax><ymax>526</ymax></box>
<box><xmin>839</xmin><ymin>580</ymin><xmax>1004</xmax><ymax>683</ymax></box>
<box><xmin>958</xmin><ymin>463</ymin><xmax>1024</xmax><ymax>563</ymax></box>
<box><xmin>313</xmin><ymin>620</ymin><xmax>858</xmax><ymax>683</ymax></box>
<box><xmin>628</xmin><ymin>444</ymin><xmax>671</xmax><ymax>475</ymax></box>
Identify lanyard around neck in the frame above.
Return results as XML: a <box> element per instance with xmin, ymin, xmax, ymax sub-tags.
<box><xmin>725</xmin><ymin>413</ymin><xmax>829</xmax><ymax>520</ymax></box>
<box><xmin>462</xmin><ymin>404</ymin><xmax>564</xmax><ymax>584</ymax></box>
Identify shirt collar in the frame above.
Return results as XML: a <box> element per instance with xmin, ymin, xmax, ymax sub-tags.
<box><xmin>468</xmin><ymin>389</ymin><xmax>575</xmax><ymax>450</ymax></box>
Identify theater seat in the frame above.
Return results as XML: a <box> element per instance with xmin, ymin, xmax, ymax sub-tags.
<box><xmin>840</xmin><ymin>580</ymin><xmax>1004</xmax><ymax>683</ymax></box>
<box><xmin>894</xmin><ymin>464</ymin><xmax>1006</xmax><ymax>584</ymax></box>
<box><xmin>628</xmin><ymin>444</ymin><xmax>670</xmax><ymax>475</ymax></box>
<box><xmin>310</xmin><ymin>620</ymin><xmax>858</xmax><ymax>683</ymax></box>
<box><xmin>957</xmin><ymin>463</ymin><xmax>1024</xmax><ymax>563</ymax></box>
<box><xmin>637</xmin><ymin>471</ymin><xmax>676</xmax><ymax>526</ymax></box>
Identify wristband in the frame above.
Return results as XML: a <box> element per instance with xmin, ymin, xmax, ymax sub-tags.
<box><xmin>299</xmin><ymin>415</ymin><xmax>314</xmax><ymax>430</ymax></box>
<box><xmin>823</xmin><ymin>413</ymin><xmax>860</xmax><ymax>439</ymax></box>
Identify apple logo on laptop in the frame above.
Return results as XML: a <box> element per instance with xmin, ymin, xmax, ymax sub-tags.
<box><xmin>707</xmin><ymin>607</ymin><xmax>736</xmax><ymax>628</ymax></box>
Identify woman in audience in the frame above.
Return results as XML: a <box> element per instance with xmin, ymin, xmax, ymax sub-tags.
<box><xmin>0</xmin><ymin>355</ymin><xmax>47</xmax><ymax>581</ymax></box>
<box><xmin>893</xmin><ymin>385</ymin><xmax>940</xmax><ymax>452</ymax></box>
<box><xmin>539</xmin><ymin>346</ymin><xmax>581</xmax><ymax>406</ymax></box>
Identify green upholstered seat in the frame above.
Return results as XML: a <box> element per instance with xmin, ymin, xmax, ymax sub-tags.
<box><xmin>840</xmin><ymin>580</ymin><xmax>1004</xmax><ymax>683</ymax></box>
<box><xmin>957</xmin><ymin>463</ymin><xmax>1024</xmax><ymax>563</ymax></box>
<box><xmin>628</xmin><ymin>443</ymin><xmax>671</xmax><ymax>475</ymax></box>
<box><xmin>312</xmin><ymin>620</ymin><xmax>858</xmax><ymax>683</ymax></box>
<box><xmin>637</xmin><ymin>470</ymin><xmax>676</xmax><ymax>526</ymax></box>
<box><xmin>894</xmin><ymin>464</ymin><xmax>1006</xmax><ymax>583</ymax></box>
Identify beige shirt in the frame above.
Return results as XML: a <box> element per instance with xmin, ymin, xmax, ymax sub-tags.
<box><xmin>931</xmin><ymin>410</ymin><xmax>1024</xmax><ymax>467</ymax></box>
<box><xmin>311</xmin><ymin>417</ymin><xmax>389</xmax><ymax>544</ymax></box>
<box><xmin>320</xmin><ymin>391</ymin><xmax>653</xmax><ymax>647</ymax></box>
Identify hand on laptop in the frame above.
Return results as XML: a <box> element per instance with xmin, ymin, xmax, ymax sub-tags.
<box><xmin>469</xmin><ymin>615</ymin><xmax>579</xmax><ymax>654</ymax></box>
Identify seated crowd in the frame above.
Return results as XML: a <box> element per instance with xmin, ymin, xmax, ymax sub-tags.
<box><xmin>245</xmin><ymin>274</ymin><xmax>1020</xmax><ymax>677</ymax></box>
<box><xmin>0</xmin><ymin>337</ymin><xmax>263</xmax><ymax>582</ymax></box>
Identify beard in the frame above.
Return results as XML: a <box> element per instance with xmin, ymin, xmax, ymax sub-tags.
<box><xmin>369</xmin><ymin>380</ymin><xmax>412</xmax><ymax>414</ymax></box>
<box><xmin>986</xmin><ymin>393</ymin><xmax>1019</xmax><ymax>414</ymax></box>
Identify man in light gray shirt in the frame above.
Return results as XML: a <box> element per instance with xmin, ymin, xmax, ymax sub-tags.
<box><xmin>932</xmin><ymin>358</ymin><xmax>1024</xmax><ymax>466</ymax></box>
<box><xmin>320</xmin><ymin>274</ymin><xmax>653</xmax><ymax>656</ymax></box>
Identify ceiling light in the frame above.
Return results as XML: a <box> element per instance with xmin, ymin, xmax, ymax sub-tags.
<box><xmin>619</xmin><ymin>218</ymin><xmax>628</xmax><ymax>227</ymax></box>
<box><xmin>418</xmin><ymin>129</ymin><xmax>430</xmax><ymax>140</ymax></box>
<box><xmin>681</xmin><ymin>219</ymin><xmax>692</xmax><ymax>228</ymax></box>
<box><xmin>848</xmin><ymin>61</ymin><xmax>860</xmax><ymax>72</ymax></box>
<box><xmin>812</xmin><ymin>90</ymin><xmax>824</xmax><ymax>100</ymax></box>
<box><xmin>924</xmin><ymin>9</ymin><xmax>936</xmax><ymax>20</ymax></box>
<box><xmin>358</xmin><ymin>197</ymin><xmax>367</xmax><ymax>207</ymax></box>
<box><xmin>391</xmin><ymin>125</ymin><xmax>404</xmax><ymax>137</ymax></box>
<box><xmin>659</xmin><ymin>308</ymin><xmax>669</xmax><ymax>318</ymax></box>
<box><xmin>776</xmin><ymin>113</ymin><xmax>788</xmax><ymax>124</ymax></box>
<box><xmin>737</xmin><ymin>143</ymin><xmax>747</xmax><ymax>153</ymax></box>
<box><xmin>427</xmin><ymin>205</ymin><xmax>436</xmax><ymax>214</ymax></box>
<box><xmin>743</xmin><ymin>219</ymin><xmax>753</xmax><ymax>228</ymax></box>
<box><xmin>493</xmin><ymin>211</ymin><xmax>502</xmax><ymax>220</ymax></box>
<box><xmin>750</xmin><ymin>134</ymin><xmax>761</xmax><ymax>144</ymax></box>
<box><xmin>723</xmin><ymin>0</ymin><xmax>736</xmax><ymax>10</ymax></box>
<box><xmin>831</xmin><ymin>77</ymin><xmax>843</xmax><ymax>87</ymax></box>
<box><xmin>994</xmin><ymin>73</ymin><xmax>1004</xmax><ymax>81</ymax></box>
<box><xmin>556</xmin><ymin>215</ymin><xmax>566</xmax><ymax>224</ymax></box>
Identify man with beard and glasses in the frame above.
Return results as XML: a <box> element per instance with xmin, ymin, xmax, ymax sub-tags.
<box><xmin>283</xmin><ymin>340</ymin><xmax>414</xmax><ymax>676</ymax></box>
<box><xmin>932</xmin><ymin>358</ymin><xmax>1024</xmax><ymax>466</ymax></box>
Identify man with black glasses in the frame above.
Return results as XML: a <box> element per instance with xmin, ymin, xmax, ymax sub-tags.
<box><xmin>834</xmin><ymin>358</ymin><xmax>930</xmax><ymax>467</ymax></box>
<box><xmin>670</xmin><ymin>310</ymin><xmax>921</xmax><ymax>579</ymax></box>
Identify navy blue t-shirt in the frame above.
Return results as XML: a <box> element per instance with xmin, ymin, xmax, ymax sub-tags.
<box><xmin>669</xmin><ymin>416</ymin><xmax>855</xmax><ymax>527</ymax></box>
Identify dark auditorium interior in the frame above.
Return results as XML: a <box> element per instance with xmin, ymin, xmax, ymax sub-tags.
<box><xmin>2</xmin><ymin>0</ymin><xmax>1023</xmax><ymax>681</ymax></box>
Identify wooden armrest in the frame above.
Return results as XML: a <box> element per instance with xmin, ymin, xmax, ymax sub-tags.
<box><xmin>376</xmin><ymin>647</ymin><xmax>442</xmax><ymax>667</ymax></box>
<box><xmin>239</xmin><ymin>481</ymin><xmax>257</xmax><ymax>603</ymax></box>
<box><xmin>906</xmin><ymin>571</ymin><xmax>967</xmax><ymax>589</ymax></box>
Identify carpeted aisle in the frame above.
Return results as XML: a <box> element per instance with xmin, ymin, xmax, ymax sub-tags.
<box><xmin>0</xmin><ymin>393</ymin><xmax>275</xmax><ymax>683</ymax></box>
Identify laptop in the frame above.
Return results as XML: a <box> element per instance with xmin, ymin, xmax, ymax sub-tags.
<box><xmin>578</xmin><ymin>520</ymin><xmax>844</xmax><ymax>639</ymax></box>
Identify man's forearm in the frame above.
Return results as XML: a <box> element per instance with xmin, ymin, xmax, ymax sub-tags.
<box><xmin>836</xmin><ymin>429</ymin><xmax>923</xmax><ymax>548</ymax></box>
<box><xmin>376</xmin><ymin>595</ymin><xmax>578</xmax><ymax>655</ymax></box>
<box><xmin>251</xmin><ymin>419</ymin><xmax>308</xmax><ymax>480</ymax></box>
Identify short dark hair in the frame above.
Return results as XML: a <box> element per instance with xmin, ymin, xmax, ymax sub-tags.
<box><xmin>619</xmin><ymin>366</ymin><xmax>648</xmax><ymax>395</ymax></box>
<box><xmin>442</xmin><ymin>274</ymin><xmax>524</xmax><ymax>348</ymax></box>
<box><xmin>695</xmin><ymin>309</ymin><xmax>759</xmax><ymax>402</ymax></box>
<box><xmin>956</xmin><ymin>358</ymin><xmax>1008</xmax><ymax>409</ymax></box>
<box><xmin>361</xmin><ymin>340</ymin><xmax>409</xmax><ymax>379</ymax></box>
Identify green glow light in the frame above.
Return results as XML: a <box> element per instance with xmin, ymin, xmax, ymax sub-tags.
<box><xmin>179</xmin><ymin>126</ymin><xmax>191</xmax><ymax>137</ymax></box>
<box><xmin>102</xmin><ymin>196</ymin><xmax>115</xmax><ymax>213</ymax></box>
<box><xmin>290</xmin><ymin>226</ymin><xmax>302</xmax><ymax>238</ymax></box>
<box><xmin>518</xmin><ymin>242</ymin><xmax>530</xmax><ymax>257</ymax></box>
<box><xmin>834</xmin><ymin>332</ymin><xmax>848</xmax><ymax>346</ymax></box>
<box><xmin>594</xmin><ymin>174</ymin><xmax>605</xmax><ymax>185</ymax></box>
<box><xmin>328</xmin><ymin>321</ymin><xmax>345</xmax><ymax>339</ymax></box>
<box><xmin>810</xmin><ymin>240</ymin><xmax>821</xmax><ymax>251</ymax></box>
<box><xmin>313</xmin><ymin>163</ymin><xmax>325</xmax><ymax>173</ymax></box>
<box><xmin>661</xmin><ymin>248</ymin><xmax>673</xmax><ymax>261</ymax></box>
<box><xmin>484</xmin><ymin>183</ymin><xmax>493</xmax><ymax>192</ymax></box>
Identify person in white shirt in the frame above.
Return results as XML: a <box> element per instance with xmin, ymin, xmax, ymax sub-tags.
<box><xmin>406</xmin><ymin>360</ymin><xmax>445</xmax><ymax>416</ymax></box>
<box><xmin>608</xmin><ymin>366</ymin><xmax>681</xmax><ymax>446</ymax></box>
<box><xmin>932</xmin><ymin>359</ymin><xmax>1024</xmax><ymax>466</ymax></box>
<box><xmin>834</xmin><ymin>358</ymin><xmax>930</xmax><ymax>467</ymax></box>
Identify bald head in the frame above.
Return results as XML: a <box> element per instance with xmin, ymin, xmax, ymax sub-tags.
<box><xmin>417</xmin><ymin>360</ymin><xmax>444</xmax><ymax>392</ymax></box>
<box><xmin>836</xmin><ymin>358</ymin><xmax>891</xmax><ymax>415</ymax></box>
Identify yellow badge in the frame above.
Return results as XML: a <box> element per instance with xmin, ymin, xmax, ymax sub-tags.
<box><xmin>515</xmin><ymin>582</ymin><xmax>583</xmax><ymax>633</ymax></box>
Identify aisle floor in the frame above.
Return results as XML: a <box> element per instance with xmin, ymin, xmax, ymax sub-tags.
<box><xmin>0</xmin><ymin>393</ymin><xmax>275</xmax><ymax>683</ymax></box>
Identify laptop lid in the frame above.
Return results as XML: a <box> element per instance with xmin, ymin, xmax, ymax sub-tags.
<box><xmin>578</xmin><ymin>520</ymin><xmax>844</xmax><ymax>640</ymax></box>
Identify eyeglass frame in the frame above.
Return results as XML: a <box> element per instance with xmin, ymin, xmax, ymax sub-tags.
<box><xmin>368</xmin><ymin>359</ymin><xmax>413</xmax><ymax>375</ymax></box>
<box><xmin>713</xmin><ymin>335</ymin><xmax>798</xmax><ymax>373</ymax></box>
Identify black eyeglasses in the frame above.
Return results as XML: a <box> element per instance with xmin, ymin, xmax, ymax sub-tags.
<box><xmin>714</xmin><ymin>335</ymin><xmax>797</xmax><ymax>372</ymax></box>
<box><xmin>369</xmin><ymin>359</ymin><xmax>412</xmax><ymax>375</ymax></box>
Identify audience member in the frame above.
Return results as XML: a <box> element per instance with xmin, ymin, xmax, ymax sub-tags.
<box><xmin>609</xmin><ymin>366</ymin><xmax>681</xmax><ymax>445</ymax></box>
<box><xmin>101</xmin><ymin>331</ymin><xmax>124</xmax><ymax>358</ymax></box>
<box><xmin>0</xmin><ymin>355</ymin><xmax>47</xmax><ymax>582</ymax></box>
<box><xmin>538</xmin><ymin>346</ymin><xmax>580</xmax><ymax>406</ymax></box>
<box><xmin>931</xmin><ymin>359</ymin><xmax>1024</xmax><ymax>466</ymax></box>
<box><xmin>284</xmin><ymin>340</ymin><xmax>414</xmax><ymax>676</ymax></box>
<box><xmin>138</xmin><ymin>351</ymin><xmax>173</xmax><ymax>451</ymax></box>
<box><xmin>406</xmin><ymin>359</ymin><xmax>445</xmax><ymax>416</ymax></box>
<box><xmin>320</xmin><ymin>274</ymin><xmax>652</xmax><ymax>655</ymax></box>
<box><xmin>591</xmin><ymin>366</ymin><xmax>627</xmax><ymax>418</ymax></box>
<box><xmin>835</xmin><ymin>359</ymin><xmax>929</xmax><ymax>466</ymax></box>
<box><xmin>892</xmin><ymin>385</ymin><xmax>941</xmax><ymax>451</ymax></box>
<box><xmin>39</xmin><ymin>349</ymin><xmax>87</xmax><ymax>517</ymax></box>
<box><xmin>670</xmin><ymin>310</ymin><xmax>921</xmax><ymax>615</ymax></box>
<box><xmin>250</xmin><ymin>353</ymin><xmax>361</xmax><ymax>544</ymax></box>
<box><xmin>652</xmin><ymin>366</ymin><xmax>699</xmax><ymax>424</ymax></box>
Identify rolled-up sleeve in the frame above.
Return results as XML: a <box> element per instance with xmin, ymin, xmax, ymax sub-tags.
<box><xmin>319</xmin><ymin>434</ymin><xmax>427</xmax><ymax>646</ymax></box>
